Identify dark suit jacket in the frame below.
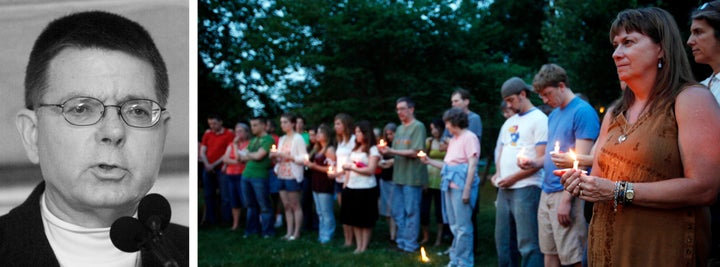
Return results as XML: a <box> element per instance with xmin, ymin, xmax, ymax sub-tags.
<box><xmin>0</xmin><ymin>182</ymin><xmax>188</xmax><ymax>267</ymax></box>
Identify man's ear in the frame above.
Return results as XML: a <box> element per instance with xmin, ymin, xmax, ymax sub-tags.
<box><xmin>162</xmin><ymin>110</ymin><xmax>171</xmax><ymax>138</ymax></box>
<box><xmin>16</xmin><ymin>109</ymin><xmax>40</xmax><ymax>164</ymax></box>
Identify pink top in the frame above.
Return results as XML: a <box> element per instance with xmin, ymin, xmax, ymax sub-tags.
<box><xmin>443</xmin><ymin>130</ymin><xmax>480</xmax><ymax>165</ymax></box>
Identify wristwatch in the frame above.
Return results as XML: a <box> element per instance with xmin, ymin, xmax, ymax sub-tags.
<box><xmin>625</xmin><ymin>182</ymin><xmax>634</xmax><ymax>204</ymax></box>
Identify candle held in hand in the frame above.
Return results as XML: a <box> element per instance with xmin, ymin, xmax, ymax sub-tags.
<box><xmin>417</xmin><ymin>151</ymin><xmax>426</xmax><ymax>158</ymax></box>
<box><xmin>554</xmin><ymin>141</ymin><xmax>560</xmax><ymax>153</ymax></box>
<box><xmin>378</xmin><ymin>139</ymin><xmax>387</xmax><ymax>147</ymax></box>
<box><xmin>569</xmin><ymin>149</ymin><xmax>579</xmax><ymax>170</ymax></box>
<box><xmin>270</xmin><ymin>144</ymin><xmax>277</xmax><ymax>153</ymax></box>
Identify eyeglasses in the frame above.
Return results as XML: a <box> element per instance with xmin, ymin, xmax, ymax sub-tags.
<box><xmin>37</xmin><ymin>97</ymin><xmax>166</xmax><ymax>128</ymax></box>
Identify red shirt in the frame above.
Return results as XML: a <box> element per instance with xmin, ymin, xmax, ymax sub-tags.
<box><xmin>201</xmin><ymin>128</ymin><xmax>235</xmax><ymax>164</ymax></box>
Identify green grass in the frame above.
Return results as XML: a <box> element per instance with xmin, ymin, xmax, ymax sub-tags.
<box><xmin>199</xmin><ymin>183</ymin><xmax>499</xmax><ymax>267</ymax></box>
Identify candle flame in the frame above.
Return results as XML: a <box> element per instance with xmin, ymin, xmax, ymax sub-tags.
<box><xmin>420</xmin><ymin>246</ymin><xmax>430</xmax><ymax>262</ymax></box>
<box><xmin>569</xmin><ymin>149</ymin><xmax>579</xmax><ymax>170</ymax></box>
<box><xmin>379</xmin><ymin>139</ymin><xmax>387</xmax><ymax>147</ymax></box>
<box><xmin>417</xmin><ymin>151</ymin><xmax>426</xmax><ymax>158</ymax></box>
<box><xmin>271</xmin><ymin>144</ymin><xmax>277</xmax><ymax>152</ymax></box>
<box><xmin>327</xmin><ymin>165</ymin><xmax>334</xmax><ymax>174</ymax></box>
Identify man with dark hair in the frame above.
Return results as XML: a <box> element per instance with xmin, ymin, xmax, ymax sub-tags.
<box><xmin>379</xmin><ymin>97</ymin><xmax>428</xmax><ymax>253</ymax></box>
<box><xmin>445</xmin><ymin>88</ymin><xmax>482</xmax><ymax>140</ymax></box>
<box><xmin>238</xmin><ymin>117</ymin><xmax>276</xmax><ymax>238</ymax></box>
<box><xmin>525</xmin><ymin>63</ymin><xmax>599</xmax><ymax>267</ymax></box>
<box><xmin>0</xmin><ymin>11</ymin><xmax>188</xmax><ymax>266</ymax></box>
<box><xmin>201</xmin><ymin>114</ymin><xmax>235</xmax><ymax>225</ymax></box>
<box><xmin>493</xmin><ymin>77</ymin><xmax>547</xmax><ymax>266</ymax></box>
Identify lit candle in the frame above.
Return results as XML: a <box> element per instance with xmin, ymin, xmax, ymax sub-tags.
<box><xmin>304</xmin><ymin>154</ymin><xmax>309</xmax><ymax>162</ymax></box>
<box><xmin>327</xmin><ymin>165</ymin><xmax>335</xmax><ymax>175</ymax></box>
<box><xmin>270</xmin><ymin>144</ymin><xmax>277</xmax><ymax>153</ymax></box>
<box><xmin>553</xmin><ymin>141</ymin><xmax>560</xmax><ymax>154</ymax></box>
<box><xmin>420</xmin><ymin>246</ymin><xmax>430</xmax><ymax>263</ymax></box>
<box><xmin>569</xmin><ymin>149</ymin><xmax>579</xmax><ymax>170</ymax></box>
<box><xmin>417</xmin><ymin>151</ymin><xmax>426</xmax><ymax>158</ymax></box>
<box><xmin>517</xmin><ymin>147</ymin><xmax>526</xmax><ymax>159</ymax></box>
<box><xmin>378</xmin><ymin>139</ymin><xmax>387</xmax><ymax>147</ymax></box>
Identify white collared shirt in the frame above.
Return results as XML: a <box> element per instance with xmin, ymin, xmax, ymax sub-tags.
<box><xmin>701</xmin><ymin>74</ymin><xmax>720</xmax><ymax>105</ymax></box>
<box><xmin>41</xmin><ymin>193</ymin><xmax>140</xmax><ymax>267</ymax></box>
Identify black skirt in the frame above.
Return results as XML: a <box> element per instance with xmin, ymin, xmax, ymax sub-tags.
<box><xmin>340</xmin><ymin>187</ymin><xmax>379</xmax><ymax>228</ymax></box>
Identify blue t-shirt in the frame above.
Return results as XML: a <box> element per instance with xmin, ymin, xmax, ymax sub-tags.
<box><xmin>542</xmin><ymin>97</ymin><xmax>600</xmax><ymax>193</ymax></box>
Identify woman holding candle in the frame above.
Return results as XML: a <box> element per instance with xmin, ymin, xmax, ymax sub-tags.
<box><xmin>340</xmin><ymin>121</ymin><xmax>380</xmax><ymax>254</ymax></box>
<box><xmin>334</xmin><ymin>113</ymin><xmax>356</xmax><ymax>247</ymax></box>
<box><xmin>221</xmin><ymin>122</ymin><xmax>251</xmax><ymax>231</ymax></box>
<box><xmin>377</xmin><ymin>122</ymin><xmax>397</xmax><ymax>243</ymax></box>
<box><xmin>270</xmin><ymin>113</ymin><xmax>308</xmax><ymax>241</ymax></box>
<box><xmin>420</xmin><ymin>119</ymin><xmax>447</xmax><ymax>246</ymax></box>
<box><xmin>303</xmin><ymin>124</ymin><xmax>337</xmax><ymax>244</ymax></box>
<box><xmin>420</xmin><ymin>108</ymin><xmax>480</xmax><ymax>267</ymax></box>
<box><xmin>560</xmin><ymin>7</ymin><xmax>720</xmax><ymax>266</ymax></box>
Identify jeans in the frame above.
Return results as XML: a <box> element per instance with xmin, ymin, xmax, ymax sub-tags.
<box><xmin>495</xmin><ymin>186</ymin><xmax>543</xmax><ymax>267</ymax></box>
<box><xmin>202</xmin><ymin>167</ymin><xmax>221</xmax><ymax>224</ymax></box>
<box><xmin>241</xmin><ymin>177</ymin><xmax>274</xmax><ymax>236</ymax></box>
<box><xmin>219</xmin><ymin>173</ymin><xmax>233</xmax><ymax>222</ymax></box>
<box><xmin>391</xmin><ymin>183</ymin><xmax>422</xmax><ymax>252</ymax></box>
<box><xmin>312</xmin><ymin>191</ymin><xmax>335</xmax><ymax>243</ymax></box>
<box><xmin>378</xmin><ymin>179</ymin><xmax>394</xmax><ymax>217</ymax></box>
<box><xmin>445</xmin><ymin>187</ymin><xmax>476</xmax><ymax>267</ymax></box>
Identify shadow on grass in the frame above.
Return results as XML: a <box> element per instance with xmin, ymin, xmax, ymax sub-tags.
<box><xmin>199</xmin><ymin>184</ymin><xmax>499</xmax><ymax>267</ymax></box>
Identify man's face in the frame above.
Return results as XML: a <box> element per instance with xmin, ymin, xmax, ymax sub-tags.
<box><xmin>207</xmin><ymin>118</ymin><xmax>222</xmax><ymax>132</ymax></box>
<box><xmin>33</xmin><ymin>48</ymin><xmax>168</xmax><ymax>216</ymax></box>
<box><xmin>295</xmin><ymin>118</ymin><xmax>304</xmax><ymax>132</ymax></box>
<box><xmin>450</xmin><ymin>94</ymin><xmax>469</xmax><ymax>110</ymax></box>
<box><xmin>503</xmin><ymin>93</ymin><xmax>522</xmax><ymax>114</ymax></box>
<box><xmin>538</xmin><ymin>86</ymin><xmax>563</xmax><ymax>108</ymax></box>
<box><xmin>250</xmin><ymin>120</ymin><xmax>265</xmax><ymax>136</ymax></box>
<box><xmin>396</xmin><ymin>101</ymin><xmax>413</xmax><ymax>122</ymax></box>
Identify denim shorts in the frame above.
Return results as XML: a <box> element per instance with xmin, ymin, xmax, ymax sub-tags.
<box><xmin>278</xmin><ymin>178</ymin><xmax>301</xmax><ymax>192</ymax></box>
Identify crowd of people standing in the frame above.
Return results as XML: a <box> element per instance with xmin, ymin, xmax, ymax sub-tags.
<box><xmin>200</xmin><ymin>3</ymin><xmax>720</xmax><ymax>266</ymax></box>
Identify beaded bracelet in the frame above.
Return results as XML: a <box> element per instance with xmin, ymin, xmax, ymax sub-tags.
<box><xmin>613</xmin><ymin>181</ymin><xmax>620</xmax><ymax>212</ymax></box>
<box><xmin>613</xmin><ymin>181</ymin><xmax>627</xmax><ymax>212</ymax></box>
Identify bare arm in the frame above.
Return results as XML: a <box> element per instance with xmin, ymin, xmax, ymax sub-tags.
<box><xmin>632</xmin><ymin>87</ymin><xmax>720</xmax><ymax>208</ymax></box>
<box><xmin>564</xmin><ymin>88</ymin><xmax>720</xmax><ymax>208</ymax></box>
<box><xmin>222</xmin><ymin>145</ymin><xmax>239</xmax><ymax>165</ymax></box>
<box><xmin>462</xmin><ymin>156</ymin><xmax>479</xmax><ymax>204</ymax></box>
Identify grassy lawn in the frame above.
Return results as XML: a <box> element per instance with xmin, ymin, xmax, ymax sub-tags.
<box><xmin>199</xmin><ymin>180</ymin><xmax>499</xmax><ymax>267</ymax></box>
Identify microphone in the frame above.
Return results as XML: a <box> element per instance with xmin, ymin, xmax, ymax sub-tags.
<box><xmin>110</xmin><ymin>194</ymin><xmax>183</xmax><ymax>267</ymax></box>
<box><xmin>138</xmin><ymin>193</ymin><xmax>171</xmax><ymax>231</ymax></box>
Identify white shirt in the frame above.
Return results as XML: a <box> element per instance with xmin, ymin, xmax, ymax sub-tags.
<box><xmin>701</xmin><ymin>74</ymin><xmax>720</xmax><ymax>105</ymax></box>
<box><xmin>497</xmin><ymin>108</ymin><xmax>548</xmax><ymax>189</ymax></box>
<box><xmin>274</xmin><ymin>132</ymin><xmax>308</xmax><ymax>182</ymax></box>
<box><xmin>335</xmin><ymin>135</ymin><xmax>356</xmax><ymax>183</ymax></box>
<box><xmin>346</xmin><ymin>146</ymin><xmax>380</xmax><ymax>189</ymax></box>
<box><xmin>41</xmin><ymin>193</ymin><xmax>140</xmax><ymax>267</ymax></box>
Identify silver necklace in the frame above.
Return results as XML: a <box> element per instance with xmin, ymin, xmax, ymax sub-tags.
<box><xmin>618</xmin><ymin>123</ymin><xmax>628</xmax><ymax>143</ymax></box>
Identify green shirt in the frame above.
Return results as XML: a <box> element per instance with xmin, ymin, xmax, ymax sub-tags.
<box><xmin>243</xmin><ymin>134</ymin><xmax>275</xmax><ymax>179</ymax></box>
<box><xmin>392</xmin><ymin>120</ymin><xmax>428</xmax><ymax>186</ymax></box>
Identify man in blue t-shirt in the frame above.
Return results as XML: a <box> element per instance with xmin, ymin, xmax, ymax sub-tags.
<box><xmin>521</xmin><ymin>64</ymin><xmax>599</xmax><ymax>267</ymax></box>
